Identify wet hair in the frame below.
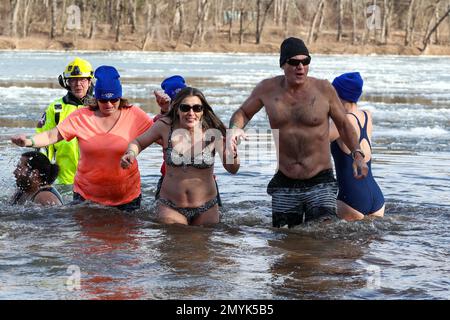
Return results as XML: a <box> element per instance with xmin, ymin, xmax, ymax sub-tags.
<box><xmin>86</xmin><ymin>97</ymin><xmax>132</xmax><ymax>111</ymax></box>
<box><xmin>21</xmin><ymin>151</ymin><xmax>59</xmax><ymax>185</ymax></box>
<box><xmin>164</xmin><ymin>87</ymin><xmax>227</xmax><ymax>137</ymax></box>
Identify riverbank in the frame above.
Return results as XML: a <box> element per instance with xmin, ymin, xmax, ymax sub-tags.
<box><xmin>1</xmin><ymin>33</ymin><xmax>450</xmax><ymax>55</ymax></box>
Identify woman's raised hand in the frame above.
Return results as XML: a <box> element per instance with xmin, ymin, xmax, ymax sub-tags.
<box><xmin>11</xmin><ymin>134</ymin><xmax>29</xmax><ymax>147</ymax></box>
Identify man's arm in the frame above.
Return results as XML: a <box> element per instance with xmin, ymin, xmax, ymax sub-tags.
<box><xmin>327</xmin><ymin>81</ymin><xmax>368</xmax><ymax>179</ymax></box>
<box><xmin>229</xmin><ymin>82</ymin><xmax>266</xmax><ymax>129</ymax></box>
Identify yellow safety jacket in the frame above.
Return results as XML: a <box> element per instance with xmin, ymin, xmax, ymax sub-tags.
<box><xmin>36</xmin><ymin>92</ymin><xmax>87</xmax><ymax>185</ymax></box>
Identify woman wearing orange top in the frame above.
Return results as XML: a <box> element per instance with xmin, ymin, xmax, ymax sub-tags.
<box><xmin>11</xmin><ymin>66</ymin><xmax>153</xmax><ymax>211</ymax></box>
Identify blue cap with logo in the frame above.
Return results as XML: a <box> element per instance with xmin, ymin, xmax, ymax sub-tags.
<box><xmin>161</xmin><ymin>75</ymin><xmax>186</xmax><ymax>100</ymax></box>
<box><xmin>94</xmin><ymin>66</ymin><xmax>122</xmax><ymax>100</ymax></box>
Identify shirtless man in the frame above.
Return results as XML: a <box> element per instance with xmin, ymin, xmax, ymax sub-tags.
<box><xmin>229</xmin><ymin>37</ymin><xmax>368</xmax><ymax>227</ymax></box>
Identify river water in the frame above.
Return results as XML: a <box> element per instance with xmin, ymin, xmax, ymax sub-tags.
<box><xmin>0</xmin><ymin>51</ymin><xmax>448</xmax><ymax>300</ymax></box>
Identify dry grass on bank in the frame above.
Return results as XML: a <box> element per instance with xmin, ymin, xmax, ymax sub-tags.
<box><xmin>1</xmin><ymin>28</ymin><xmax>449</xmax><ymax>56</ymax></box>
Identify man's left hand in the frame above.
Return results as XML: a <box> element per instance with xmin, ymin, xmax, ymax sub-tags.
<box><xmin>352</xmin><ymin>155</ymin><xmax>368</xmax><ymax>179</ymax></box>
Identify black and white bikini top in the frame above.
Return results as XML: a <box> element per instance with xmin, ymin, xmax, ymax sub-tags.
<box><xmin>164</xmin><ymin>125</ymin><xmax>215</xmax><ymax>169</ymax></box>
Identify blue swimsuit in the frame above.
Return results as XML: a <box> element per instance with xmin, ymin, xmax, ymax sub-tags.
<box><xmin>331</xmin><ymin>111</ymin><xmax>384</xmax><ymax>215</ymax></box>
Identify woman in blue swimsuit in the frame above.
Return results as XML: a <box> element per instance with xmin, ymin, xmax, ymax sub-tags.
<box><xmin>329</xmin><ymin>72</ymin><xmax>385</xmax><ymax>221</ymax></box>
<box><xmin>121</xmin><ymin>87</ymin><xmax>240</xmax><ymax>226</ymax></box>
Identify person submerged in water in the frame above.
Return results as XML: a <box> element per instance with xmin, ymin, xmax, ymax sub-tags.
<box><xmin>11</xmin><ymin>151</ymin><xmax>63</xmax><ymax>206</ymax></box>
<box><xmin>329</xmin><ymin>72</ymin><xmax>385</xmax><ymax>221</ymax></box>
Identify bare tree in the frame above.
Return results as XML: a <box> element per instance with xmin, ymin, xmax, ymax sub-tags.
<box><xmin>107</xmin><ymin>0</ymin><xmax>114</xmax><ymax>25</ymax></box>
<box><xmin>282</xmin><ymin>0</ymin><xmax>290</xmax><ymax>38</ymax></box>
<box><xmin>190</xmin><ymin>0</ymin><xmax>209</xmax><ymax>47</ymax></box>
<box><xmin>129</xmin><ymin>0</ymin><xmax>137</xmax><ymax>34</ymax></box>
<box><xmin>350</xmin><ymin>0</ymin><xmax>358</xmax><ymax>44</ymax></box>
<box><xmin>89</xmin><ymin>1</ymin><xmax>97</xmax><ymax>39</ymax></box>
<box><xmin>255</xmin><ymin>0</ymin><xmax>274</xmax><ymax>44</ymax></box>
<box><xmin>405</xmin><ymin>0</ymin><xmax>417</xmax><ymax>45</ymax></box>
<box><xmin>200</xmin><ymin>0</ymin><xmax>211</xmax><ymax>43</ymax></box>
<box><xmin>360</xmin><ymin>0</ymin><xmax>368</xmax><ymax>44</ymax></box>
<box><xmin>115</xmin><ymin>0</ymin><xmax>123</xmax><ymax>42</ymax></box>
<box><xmin>274</xmin><ymin>0</ymin><xmax>286</xmax><ymax>26</ymax></box>
<box><xmin>2</xmin><ymin>0</ymin><xmax>449</xmax><ymax>51</ymax></box>
<box><xmin>433</xmin><ymin>0</ymin><xmax>441</xmax><ymax>43</ymax></box>
<box><xmin>448</xmin><ymin>0</ymin><xmax>450</xmax><ymax>44</ymax></box>
<box><xmin>239</xmin><ymin>3</ymin><xmax>244</xmax><ymax>44</ymax></box>
<box><xmin>228</xmin><ymin>0</ymin><xmax>235</xmax><ymax>43</ymax></box>
<box><xmin>169</xmin><ymin>0</ymin><xmax>185</xmax><ymax>43</ymax></box>
<box><xmin>307</xmin><ymin>0</ymin><xmax>325</xmax><ymax>43</ymax></box>
<box><xmin>316</xmin><ymin>0</ymin><xmax>326</xmax><ymax>41</ymax></box>
<box><xmin>50</xmin><ymin>0</ymin><xmax>57</xmax><ymax>39</ymax></box>
<box><xmin>23</xmin><ymin>0</ymin><xmax>33</xmax><ymax>37</ymax></box>
<box><xmin>239</xmin><ymin>2</ymin><xmax>253</xmax><ymax>45</ymax></box>
<box><xmin>10</xmin><ymin>0</ymin><xmax>21</xmax><ymax>37</ymax></box>
<box><xmin>336</xmin><ymin>0</ymin><xmax>344</xmax><ymax>42</ymax></box>
<box><xmin>142</xmin><ymin>0</ymin><xmax>152</xmax><ymax>50</ymax></box>
<box><xmin>421</xmin><ymin>2</ymin><xmax>450</xmax><ymax>50</ymax></box>
<box><xmin>381</xmin><ymin>0</ymin><xmax>394</xmax><ymax>44</ymax></box>
<box><xmin>213</xmin><ymin>0</ymin><xmax>224</xmax><ymax>29</ymax></box>
<box><xmin>60</xmin><ymin>0</ymin><xmax>67</xmax><ymax>36</ymax></box>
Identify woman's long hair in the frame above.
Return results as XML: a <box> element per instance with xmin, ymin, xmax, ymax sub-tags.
<box><xmin>164</xmin><ymin>87</ymin><xmax>226</xmax><ymax>137</ymax></box>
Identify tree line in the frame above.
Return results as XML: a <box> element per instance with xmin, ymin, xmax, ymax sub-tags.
<box><xmin>2</xmin><ymin>0</ymin><xmax>450</xmax><ymax>51</ymax></box>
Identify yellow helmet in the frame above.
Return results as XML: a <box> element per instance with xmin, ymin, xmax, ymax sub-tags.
<box><xmin>63</xmin><ymin>57</ymin><xmax>94</xmax><ymax>79</ymax></box>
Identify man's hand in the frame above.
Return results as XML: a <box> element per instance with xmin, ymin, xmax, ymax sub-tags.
<box><xmin>225</xmin><ymin>127</ymin><xmax>247</xmax><ymax>163</ymax></box>
<box><xmin>352</xmin><ymin>153</ymin><xmax>368</xmax><ymax>179</ymax></box>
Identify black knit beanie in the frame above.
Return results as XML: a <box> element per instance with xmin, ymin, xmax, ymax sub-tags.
<box><xmin>279</xmin><ymin>37</ymin><xmax>310</xmax><ymax>67</ymax></box>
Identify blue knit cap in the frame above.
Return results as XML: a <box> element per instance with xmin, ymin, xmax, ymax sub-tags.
<box><xmin>332</xmin><ymin>72</ymin><xmax>363</xmax><ymax>103</ymax></box>
<box><xmin>94</xmin><ymin>66</ymin><xmax>122</xmax><ymax>100</ymax></box>
<box><xmin>161</xmin><ymin>75</ymin><xmax>186</xmax><ymax>100</ymax></box>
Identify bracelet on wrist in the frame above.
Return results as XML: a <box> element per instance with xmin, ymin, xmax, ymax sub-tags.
<box><xmin>351</xmin><ymin>149</ymin><xmax>365</xmax><ymax>160</ymax></box>
<box><xmin>126</xmin><ymin>149</ymin><xmax>137</xmax><ymax>157</ymax></box>
<box><xmin>28</xmin><ymin>136</ymin><xmax>35</xmax><ymax>147</ymax></box>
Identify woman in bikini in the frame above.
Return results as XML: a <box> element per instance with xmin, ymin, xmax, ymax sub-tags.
<box><xmin>11</xmin><ymin>151</ymin><xmax>63</xmax><ymax>206</ymax></box>
<box><xmin>121</xmin><ymin>87</ymin><xmax>240</xmax><ymax>226</ymax></box>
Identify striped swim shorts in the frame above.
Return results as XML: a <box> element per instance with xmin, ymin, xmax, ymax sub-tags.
<box><xmin>267</xmin><ymin>169</ymin><xmax>338</xmax><ymax>228</ymax></box>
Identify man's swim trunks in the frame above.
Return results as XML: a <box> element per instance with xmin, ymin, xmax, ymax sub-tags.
<box><xmin>267</xmin><ymin>169</ymin><xmax>338</xmax><ymax>227</ymax></box>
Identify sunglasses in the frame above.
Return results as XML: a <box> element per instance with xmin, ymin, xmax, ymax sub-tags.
<box><xmin>286</xmin><ymin>56</ymin><xmax>311</xmax><ymax>67</ymax></box>
<box><xmin>98</xmin><ymin>98</ymin><xmax>120</xmax><ymax>104</ymax></box>
<box><xmin>179</xmin><ymin>104</ymin><xmax>204</xmax><ymax>113</ymax></box>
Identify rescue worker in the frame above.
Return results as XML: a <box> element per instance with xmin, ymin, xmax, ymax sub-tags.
<box><xmin>36</xmin><ymin>57</ymin><xmax>94</xmax><ymax>185</ymax></box>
